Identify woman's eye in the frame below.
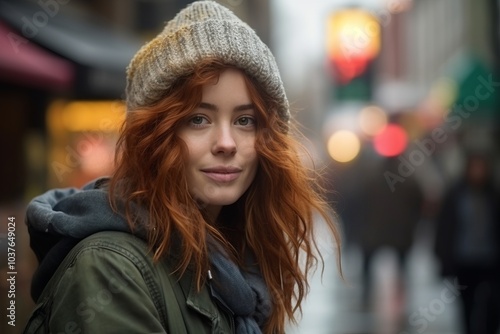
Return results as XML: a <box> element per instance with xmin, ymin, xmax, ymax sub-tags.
<box><xmin>192</xmin><ymin>116</ymin><xmax>204</xmax><ymax>124</ymax></box>
<box><xmin>236</xmin><ymin>117</ymin><xmax>255</xmax><ymax>126</ymax></box>
<box><xmin>189</xmin><ymin>115</ymin><xmax>208</xmax><ymax>127</ymax></box>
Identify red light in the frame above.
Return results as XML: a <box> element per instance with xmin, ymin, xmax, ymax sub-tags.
<box><xmin>330</xmin><ymin>56</ymin><xmax>368</xmax><ymax>84</ymax></box>
<box><xmin>373</xmin><ymin>124</ymin><xmax>408</xmax><ymax>157</ymax></box>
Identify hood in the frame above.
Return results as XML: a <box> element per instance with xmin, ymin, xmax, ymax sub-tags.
<box><xmin>26</xmin><ymin>178</ymin><xmax>144</xmax><ymax>301</ymax></box>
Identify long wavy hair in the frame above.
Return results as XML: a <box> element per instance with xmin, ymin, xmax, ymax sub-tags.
<box><xmin>109</xmin><ymin>58</ymin><xmax>341</xmax><ymax>333</ymax></box>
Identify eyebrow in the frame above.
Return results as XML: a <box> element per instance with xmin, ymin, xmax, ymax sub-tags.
<box><xmin>198</xmin><ymin>102</ymin><xmax>255</xmax><ymax>112</ymax></box>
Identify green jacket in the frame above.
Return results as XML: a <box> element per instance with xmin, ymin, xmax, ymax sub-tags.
<box><xmin>23</xmin><ymin>231</ymin><xmax>234</xmax><ymax>334</ymax></box>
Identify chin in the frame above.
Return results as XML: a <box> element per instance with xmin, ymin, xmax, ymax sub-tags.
<box><xmin>204</xmin><ymin>196</ymin><xmax>239</xmax><ymax>207</ymax></box>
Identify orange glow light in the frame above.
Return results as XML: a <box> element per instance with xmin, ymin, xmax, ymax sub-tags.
<box><xmin>326</xmin><ymin>9</ymin><xmax>380</xmax><ymax>60</ymax></box>
<box><xmin>359</xmin><ymin>105</ymin><xmax>388</xmax><ymax>136</ymax></box>
<box><xmin>327</xmin><ymin>130</ymin><xmax>361</xmax><ymax>163</ymax></box>
<box><xmin>326</xmin><ymin>9</ymin><xmax>380</xmax><ymax>84</ymax></box>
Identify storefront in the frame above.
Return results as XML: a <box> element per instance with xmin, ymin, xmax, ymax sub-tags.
<box><xmin>0</xmin><ymin>0</ymin><xmax>141</xmax><ymax>194</ymax></box>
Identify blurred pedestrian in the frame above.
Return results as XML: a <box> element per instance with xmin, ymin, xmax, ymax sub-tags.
<box><xmin>434</xmin><ymin>152</ymin><xmax>500</xmax><ymax>334</ymax></box>
<box><xmin>22</xmin><ymin>1</ymin><xmax>341</xmax><ymax>333</ymax></box>
<box><xmin>358</xmin><ymin>156</ymin><xmax>424</xmax><ymax>312</ymax></box>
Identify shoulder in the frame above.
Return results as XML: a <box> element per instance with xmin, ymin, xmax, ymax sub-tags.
<box><xmin>58</xmin><ymin>231</ymin><xmax>161</xmax><ymax>285</ymax></box>
<box><xmin>27</xmin><ymin>231</ymin><xmax>172</xmax><ymax>333</ymax></box>
<box><xmin>73</xmin><ymin>230</ymin><xmax>149</xmax><ymax>254</ymax></box>
<box><xmin>58</xmin><ymin>230</ymin><xmax>175</xmax><ymax>312</ymax></box>
<box><xmin>65</xmin><ymin>230</ymin><xmax>157</xmax><ymax>278</ymax></box>
<box><xmin>55</xmin><ymin>230</ymin><xmax>161</xmax><ymax>298</ymax></box>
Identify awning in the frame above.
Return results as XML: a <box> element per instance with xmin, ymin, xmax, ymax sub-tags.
<box><xmin>0</xmin><ymin>21</ymin><xmax>74</xmax><ymax>91</ymax></box>
<box><xmin>0</xmin><ymin>0</ymin><xmax>143</xmax><ymax>99</ymax></box>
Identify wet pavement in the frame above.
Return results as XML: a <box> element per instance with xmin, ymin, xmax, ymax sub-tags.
<box><xmin>287</xmin><ymin>228</ymin><xmax>464</xmax><ymax>334</ymax></box>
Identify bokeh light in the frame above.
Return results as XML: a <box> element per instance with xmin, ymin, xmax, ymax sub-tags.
<box><xmin>429</xmin><ymin>77</ymin><xmax>458</xmax><ymax>109</ymax></box>
<box><xmin>386</xmin><ymin>0</ymin><xmax>414</xmax><ymax>14</ymax></box>
<box><xmin>358</xmin><ymin>105</ymin><xmax>388</xmax><ymax>136</ymax></box>
<box><xmin>327</xmin><ymin>130</ymin><xmax>361</xmax><ymax>163</ymax></box>
<box><xmin>373</xmin><ymin>123</ymin><xmax>408</xmax><ymax>157</ymax></box>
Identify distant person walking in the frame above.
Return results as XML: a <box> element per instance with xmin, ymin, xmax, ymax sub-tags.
<box><xmin>434</xmin><ymin>152</ymin><xmax>500</xmax><ymax>334</ymax></box>
<box><xmin>358</xmin><ymin>156</ymin><xmax>424</xmax><ymax>311</ymax></box>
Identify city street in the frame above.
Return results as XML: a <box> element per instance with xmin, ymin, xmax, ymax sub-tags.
<box><xmin>288</xmin><ymin>225</ymin><xmax>463</xmax><ymax>334</ymax></box>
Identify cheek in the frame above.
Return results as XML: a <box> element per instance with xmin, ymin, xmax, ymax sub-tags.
<box><xmin>242</xmin><ymin>143</ymin><xmax>259</xmax><ymax>174</ymax></box>
<box><xmin>239</xmin><ymin>136</ymin><xmax>257</xmax><ymax>158</ymax></box>
<box><xmin>183</xmin><ymin>138</ymin><xmax>204</xmax><ymax>164</ymax></box>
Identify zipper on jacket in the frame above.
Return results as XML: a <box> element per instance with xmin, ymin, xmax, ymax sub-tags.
<box><xmin>207</xmin><ymin>269</ymin><xmax>235</xmax><ymax>331</ymax></box>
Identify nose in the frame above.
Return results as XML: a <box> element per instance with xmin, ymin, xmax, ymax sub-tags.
<box><xmin>212</xmin><ymin>125</ymin><xmax>236</xmax><ymax>156</ymax></box>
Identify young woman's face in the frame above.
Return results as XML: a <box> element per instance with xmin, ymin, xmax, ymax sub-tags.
<box><xmin>178</xmin><ymin>68</ymin><xmax>259</xmax><ymax>218</ymax></box>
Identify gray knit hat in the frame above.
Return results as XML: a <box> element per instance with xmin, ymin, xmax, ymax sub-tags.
<box><xmin>126</xmin><ymin>0</ymin><xmax>289</xmax><ymax>123</ymax></box>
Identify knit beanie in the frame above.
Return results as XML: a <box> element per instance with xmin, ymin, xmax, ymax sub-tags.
<box><xmin>126</xmin><ymin>0</ymin><xmax>290</xmax><ymax>123</ymax></box>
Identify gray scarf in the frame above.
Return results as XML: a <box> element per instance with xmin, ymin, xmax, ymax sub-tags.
<box><xmin>208</xmin><ymin>238</ymin><xmax>272</xmax><ymax>334</ymax></box>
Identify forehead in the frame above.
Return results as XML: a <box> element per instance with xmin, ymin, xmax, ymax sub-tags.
<box><xmin>200</xmin><ymin>68</ymin><xmax>251</xmax><ymax>102</ymax></box>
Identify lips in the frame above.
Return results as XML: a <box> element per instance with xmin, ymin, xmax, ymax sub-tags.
<box><xmin>201</xmin><ymin>166</ymin><xmax>242</xmax><ymax>182</ymax></box>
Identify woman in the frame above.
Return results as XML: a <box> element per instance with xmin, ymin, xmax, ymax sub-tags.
<box><xmin>24</xmin><ymin>1</ymin><xmax>341</xmax><ymax>333</ymax></box>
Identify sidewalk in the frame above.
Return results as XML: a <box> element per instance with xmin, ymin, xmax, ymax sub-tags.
<box><xmin>287</xmin><ymin>229</ymin><xmax>463</xmax><ymax>334</ymax></box>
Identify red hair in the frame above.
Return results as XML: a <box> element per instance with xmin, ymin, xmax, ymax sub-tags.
<box><xmin>109</xmin><ymin>58</ymin><xmax>341</xmax><ymax>333</ymax></box>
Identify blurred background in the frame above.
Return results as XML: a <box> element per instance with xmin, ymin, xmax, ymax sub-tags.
<box><xmin>0</xmin><ymin>0</ymin><xmax>499</xmax><ymax>333</ymax></box>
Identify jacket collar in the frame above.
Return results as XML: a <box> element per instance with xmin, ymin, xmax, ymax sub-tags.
<box><xmin>177</xmin><ymin>268</ymin><xmax>234</xmax><ymax>331</ymax></box>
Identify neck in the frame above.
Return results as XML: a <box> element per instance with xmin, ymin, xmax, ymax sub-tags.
<box><xmin>204</xmin><ymin>205</ymin><xmax>222</xmax><ymax>224</ymax></box>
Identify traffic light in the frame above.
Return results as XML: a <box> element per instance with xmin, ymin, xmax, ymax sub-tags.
<box><xmin>326</xmin><ymin>8</ymin><xmax>380</xmax><ymax>101</ymax></box>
